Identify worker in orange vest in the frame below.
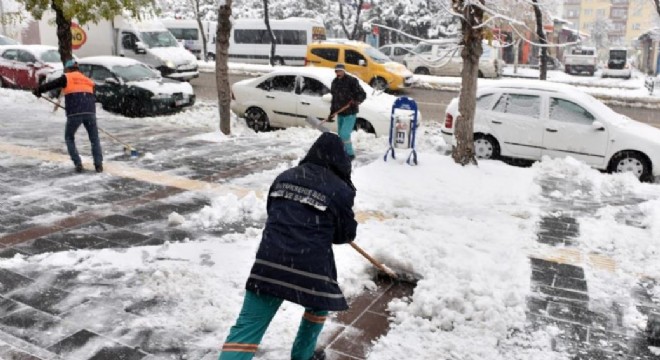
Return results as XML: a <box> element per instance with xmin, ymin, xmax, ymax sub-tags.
<box><xmin>33</xmin><ymin>59</ymin><xmax>103</xmax><ymax>173</ymax></box>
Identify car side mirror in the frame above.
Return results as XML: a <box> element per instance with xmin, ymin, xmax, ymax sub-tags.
<box><xmin>105</xmin><ymin>77</ymin><xmax>121</xmax><ymax>86</ymax></box>
<box><xmin>592</xmin><ymin>120</ymin><xmax>605</xmax><ymax>131</ymax></box>
<box><xmin>135</xmin><ymin>42</ymin><xmax>147</xmax><ymax>55</ymax></box>
<box><xmin>322</xmin><ymin>93</ymin><xmax>332</xmax><ymax>103</ymax></box>
<box><xmin>359</xmin><ymin>59</ymin><xmax>366</xmax><ymax>66</ymax></box>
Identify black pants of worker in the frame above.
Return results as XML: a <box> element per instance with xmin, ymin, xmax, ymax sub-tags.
<box><xmin>65</xmin><ymin>114</ymin><xmax>103</xmax><ymax>167</ymax></box>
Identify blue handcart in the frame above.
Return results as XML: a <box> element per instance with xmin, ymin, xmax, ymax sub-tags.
<box><xmin>383</xmin><ymin>97</ymin><xmax>419</xmax><ymax>165</ymax></box>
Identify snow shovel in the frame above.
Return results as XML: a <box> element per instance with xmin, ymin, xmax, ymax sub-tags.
<box><xmin>39</xmin><ymin>97</ymin><xmax>141</xmax><ymax>158</ymax></box>
<box><xmin>305</xmin><ymin>101</ymin><xmax>353</xmax><ymax>132</ymax></box>
<box><xmin>350</xmin><ymin>242</ymin><xmax>418</xmax><ymax>284</ymax></box>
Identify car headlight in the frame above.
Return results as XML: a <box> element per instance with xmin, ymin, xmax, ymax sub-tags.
<box><xmin>165</xmin><ymin>60</ymin><xmax>176</xmax><ymax>69</ymax></box>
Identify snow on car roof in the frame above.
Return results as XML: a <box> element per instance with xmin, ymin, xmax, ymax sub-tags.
<box><xmin>0</xmin><ymin>44</ymin><xmax>58</xmax><ymax>55</ymax></box>
<box><xmin>479</xmin><ymin>79</ymin><xmax>582</xmax><ymax>94</ymax></box>
<box><xmin>269</xmin><ymin>66</ymin><xmax>337</xmax><ymax>82</ymax></box>
<box><xmin>78</xmin><ymin>56</ymin><xmax>142</xmax><ymax>67</ymax></box>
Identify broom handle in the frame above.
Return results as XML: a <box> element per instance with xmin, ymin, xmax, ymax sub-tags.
<box><xmin>325</xmin><ymin>101</ymin><xmax>353</xmax><ymax>122</ymax></box>
<box><xmin>350</xmin><ymin>242</ymin><xmax>398</xmax><ymax>278</ymax></box>
<box><xmin>40</xmin><ymin>97</ymin><xmax>133</xmax><ymax>149</ymax></box>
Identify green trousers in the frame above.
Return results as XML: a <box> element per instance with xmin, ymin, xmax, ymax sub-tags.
<box><xmin>337</xmin><ymin>114</ymin><xmax>357</xmax><ymax>157</ymax></box>
<box><xmin>218</xmin><ymin>290</ymin><xmax>329</xmax><ymax>360</ymax></box>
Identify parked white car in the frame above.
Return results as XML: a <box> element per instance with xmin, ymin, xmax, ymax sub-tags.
<box><xmin>379</xmin><ymin>43</ymin><xmax>414</xmax><ymax>64</ymax></box>
<box><xmin>231</xmin><ymin>67</ymin><xmax>421</xmax><ymax>137</ymax></box>
<box><xmin>403</xmin><ymin>39</ymin><xmax>503</xmax><ymax>78</ymax></box>
<box><xmin>441</xmin><ymin>80</ymin><xmax>660</xmax><ymax>181</ymax></box>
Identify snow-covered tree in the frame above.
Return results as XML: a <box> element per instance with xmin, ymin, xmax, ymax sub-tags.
<box><xmin>451</xmin><ymin>0</ymin><xmax>483</xmax><ymax>166</ymax></box>
<box><xmin>587</xmin><ymin>15</ymin><xmax>612</xmax><ymax>51</ymax></box>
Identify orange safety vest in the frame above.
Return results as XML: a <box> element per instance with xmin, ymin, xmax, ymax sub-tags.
<box><xmin>63</xmin><ymin>71</ymin><xmax>95</xmax><ymax>95</ymax></box>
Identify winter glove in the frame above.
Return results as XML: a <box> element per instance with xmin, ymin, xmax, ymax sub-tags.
<box><xmin>32</xmin><ymin>89</ymin><xmax>41</xmax><ymax>98</ymax></box>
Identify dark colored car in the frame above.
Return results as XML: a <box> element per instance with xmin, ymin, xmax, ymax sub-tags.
<box><xmin>47</xmin><ymin>56</ymin><xmax>196</xmax><ymax>117</ymax></box>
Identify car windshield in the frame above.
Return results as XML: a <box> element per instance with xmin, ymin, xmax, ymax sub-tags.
<box><xmin>168</xmin><ymin>28</ymin><xmax>199</xmax><ymax>41</ymax></box>
<box><xmin>40</xmin><ymin>50</ymin><xmax>61</xmax><ymax>63</ymax></box>
<box><xmin>412</xmin><ymin>43</ymin><xmax>433</xmax><ymax>54</ymax></box>
<box><xmin>140</xmin><ymin>31</ymin><xmax>179</xmax><ymax>48</ymax></box>
<box><xmin>610</xmin><ymin>50</ymin><xmax>626</xmax><ymax>59</ymax></box>
<box><xmin>364</xmin><ymin>46</ymin><xmax>391</xmax><ymax>64</ymax></box>
<box><xmin>112</xmin><ymin>64</ymin><xmax>159</xmax><ymax>82</ymax></box>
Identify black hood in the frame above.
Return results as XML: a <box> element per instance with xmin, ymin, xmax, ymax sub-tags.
<box><xmin>300</xmin><ymin>133</ymin><xmax>353</xmax><ymax>187</ymax></box>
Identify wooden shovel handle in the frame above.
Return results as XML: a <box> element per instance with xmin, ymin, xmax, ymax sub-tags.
<box><xmin>350</xmin><ymin>242</ymin><xmax>398</xmax><ymax>279</ymax></box>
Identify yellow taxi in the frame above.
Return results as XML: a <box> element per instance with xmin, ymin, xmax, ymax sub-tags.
<box><xmin>305</xmin><ymin>41</ymin><xmax>413</xmax><ymax>91</ymax></box>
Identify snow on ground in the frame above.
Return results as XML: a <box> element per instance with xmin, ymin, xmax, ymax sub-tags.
<box><xmin>2</xmin><ymin>86</ymin><xmax>660</xmax><ymax>359</ymax></box>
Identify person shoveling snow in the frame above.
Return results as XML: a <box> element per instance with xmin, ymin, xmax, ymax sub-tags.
<box><xmin>33</xmin><ymin>58</ymin><xmax>104</xmax><ymax>173</ymax></box>
<box><xmin>218</xmin><ymin>133</ymin><xmax>357</xmax><ymax>360</ymax></box>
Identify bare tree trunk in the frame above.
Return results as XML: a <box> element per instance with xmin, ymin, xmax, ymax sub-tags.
<box><xmin>451</xmin><ymin>0</ymin><xmax>484</xmax><ymax>166</ymax></box>
<box><xmin>263</xmin><ymin>0</ymin><xmax>277</xmax><ymax>66</ymax></box>
<box><xmin>513</xmin><ymin>33</ymin><xmax>519</xmax><ymax>74</ymax></box>
<box><xmin>350</xmin><ymin>0</ymin><xmax>365</xmax><ymax>40</ymax></box>
<box><xmin>655</xmin><ymin>0</ymin><xmax>660</xmax><ymax>16</ymax></box>
<box><xmin>338</xmin><ymin>2</ymin><xmax>351</xmax><ymax>39</ymax></box>
<box><xmin>191</xmin><ymin>0</ymin><xmax>209</xmax><ymax>61</ymax></box>
<box><xmin>52</xmin><ymin>0</ymin><xmax>72</xmax><ymax>65</ymax></box>
<box><xmin>532</xmin><ymin>0</ymin><xmax>548</xmax><ymax>80</ymax></box>
<box><xmin>216</xmin><ymin>0</ymin><xmax>232</xmax><ymax>135</ymax></box>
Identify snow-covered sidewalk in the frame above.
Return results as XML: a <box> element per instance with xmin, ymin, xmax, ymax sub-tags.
<box><xmin>1</xmin><ymin>88</ymin><xmax>660</xmax><ymax>359</ymax></box>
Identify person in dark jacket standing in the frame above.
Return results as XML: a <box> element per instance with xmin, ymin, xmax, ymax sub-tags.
<box><xmin>218</xmin><ymin>133</ymin><xmax>357</xmax><ymax>360</ymax></box>
<box><xmin>33</xmin><ymin>59</ymin><xmax>103</xmax><ymax>173</ymax></box>
<box><xmin>329</xmin><ymin>64</ymin><xmax>366</xmax><ymax>161</ymax></box>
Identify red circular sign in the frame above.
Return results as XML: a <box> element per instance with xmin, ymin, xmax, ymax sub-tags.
<box><xmin>71</xmin><ymin>23</ymin><xmax>87</xmax><ymax>50</ymax></box>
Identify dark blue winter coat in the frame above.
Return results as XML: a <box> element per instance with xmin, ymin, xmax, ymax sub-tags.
<box><xmin>246</xmin><ymin>133</ymin><xmax>357</xmax><ymax>311</ymax></box>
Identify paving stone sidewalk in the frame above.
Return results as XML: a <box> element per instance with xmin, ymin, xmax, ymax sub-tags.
<box><xmin>527</xmin><ymin>174</ymin><xmax>660</xmax><ymax>360</ymax></box>
<box><xmin>2</xmin><ymin>112</ymin><xmax>660</xmax><ymax>359</ymax></box>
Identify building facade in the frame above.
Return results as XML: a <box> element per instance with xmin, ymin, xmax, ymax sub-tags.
<box><xmin>561</xmin><ymin>0</ymin><xmax>657</xmax><ymax>46</ymax></box>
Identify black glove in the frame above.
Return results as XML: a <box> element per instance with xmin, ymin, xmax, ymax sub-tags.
<box><xmin>32</xmin><ymin>89</ymin><xmax>41</xmax><ymax>98</ymax></box>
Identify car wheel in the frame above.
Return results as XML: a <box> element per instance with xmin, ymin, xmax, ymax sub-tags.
<box><xmin>245</xmin><ymin>107</ymin><xmax>270</xmax><ymax>132</ymax></box>
<box><xmin>207</xmin><ymin>53</ymin><xmax>216</xmax><ymax>61</ymax></box>
<box><xmin>608</xmin><ymin>151</ymin><xmax>652</xmax><ymax>181</ymax></box>
<box><xmin>354</xmin><ymin>118</ymin><xmax>376</xmax><ymax>135</ymax></box>
<box><xmin>478</xmin><ymin>70</ymin><xmax>484</xmax><ymax>78</ymax></box>
<box><xmin>414</xmin><ymin>67</ymin><xmax>430</xmax><ymax>75</ymax></box>
<box><xmin>473</xmin><ymin>133</ymin><xmax>500</xmax><ymax>160</ymax></box>
<box><xmin>274</xmin><ymin>57</ymin><xmax>285</xmax><ymax>66</ymax></box>
<box><xmin>370</xmin><ymin>77</ymin><xmax>388</xmax><ymax>90</ymax></box>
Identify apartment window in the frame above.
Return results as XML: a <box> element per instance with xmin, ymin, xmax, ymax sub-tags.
<box><xmin>633</xmin><ymin>23</ymin><xmax>641</xmax><ymax>30</ymax></box>
<box><xmin>584</xmin><ymin>9</ymin><xmax>593</xmax><ymax>16</ymax></box>
<box><xmin>611</xmin><ymin>8</ymin><xmax>627</xmax><ymax>18</ymax></box>
<box><xmin>596</xmin><ymin>9</ymin><xmax>606</xmax><ymax>16</ymax></box>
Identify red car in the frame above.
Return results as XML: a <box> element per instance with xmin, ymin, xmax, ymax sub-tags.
<box><xmin>0</xmin><ymin>45</ymin><xmax>65</xmax><ymax>90</ymax></box>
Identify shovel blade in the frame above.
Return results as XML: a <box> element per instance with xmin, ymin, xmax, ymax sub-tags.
<box><xmin>305</xmin><ymin>116</ymin><xmax>331</xmax><ymax>133</ymax></box>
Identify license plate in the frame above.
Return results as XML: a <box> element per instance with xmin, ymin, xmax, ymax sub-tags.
<box><xmin>175</xmin><ymin>99</ymin><xmax>187</xmax><ymax>106</ymax></box>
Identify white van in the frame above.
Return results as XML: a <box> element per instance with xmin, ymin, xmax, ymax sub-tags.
<box><xmin>23</xmin><ymin>14</ymin><xmax>199</xmax><ymax>81</ymax></box>
<box><xmin>207</xmin><ymin>18</ymin><xmax>326</xmax><ymax>65</ymax></box>
<box><xmin>161</xmin><ymin>19</ymin><xmax>203</xmax><ymax>60</ymax></box>
<box><xmin>403</xmin><ymin>39</ymin><xmax>503</xmax><ymax>78</ymax></box>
